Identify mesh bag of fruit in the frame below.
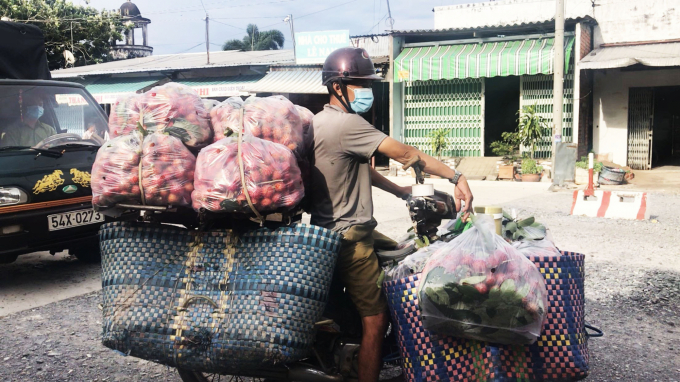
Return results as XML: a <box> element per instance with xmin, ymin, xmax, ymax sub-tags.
<box><xmin>192</xmin><ymin>133</ymin><xmax>304</xmax><ymax>215</ymax></box>
<box><xmin>295</xmin><ymin>105</ymin><xmax>314</xmax><ymax>156</ymax></box>
<box><xmin>216</xmin><ymin>96</ymin><xmax>305</xmax><ymax>159</ymax></box>
<box><xmin>140</xmin><ymin>133</ymin><xmax>195</xmax><ymax>206</ymax></box>
<box><xmin>92</xmin><ymin>132</ymin><xmax>144</xmax><ymax>208</ymax></box>
<box><xmin>210</xmin><ymin>97</ymin><xmax>244</xmax><ymax>142</ymax></box>
<box><xmin>139</xmin><ymin>83</ymin><xmax>212</xmax><ymax>148</ymax></box>
<box><xmin>92</xmin><ymin>133</ymin><xmax>196</xmax><ymax>213</ymax></box>
<box><xmin>108</xmin><ymin>94</ymin><xmax>144</xmax><ymax>138</ymax></box>
<box><xmin>418</xmin><ymin>215</ymin><xmax>548</xmax><ymax>345</ymax></box>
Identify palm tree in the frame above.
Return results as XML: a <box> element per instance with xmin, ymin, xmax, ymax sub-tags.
<box><xmin>222</xmin><ymin>24</ymin><xmax>285</xmax><ymax>51</ymax></box>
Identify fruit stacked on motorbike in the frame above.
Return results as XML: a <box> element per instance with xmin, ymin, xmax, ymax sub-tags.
<box><xmin>93</xmin><ymin>87</ymin><xmax>307</xmax><ymax>222</ymax></box>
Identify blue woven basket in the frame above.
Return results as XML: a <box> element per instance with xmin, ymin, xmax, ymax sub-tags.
<box><xmin>384</xmin><ymin>251</ymin><xmax>589</xmax><ymax>382</ymax></box>
<box><xmin>100</xmin><ymin>221</ymin><xmax>341</xmax><ymax>374</ymax></box>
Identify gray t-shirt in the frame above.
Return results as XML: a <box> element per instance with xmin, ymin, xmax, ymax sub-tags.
<box><xmin>309</xmin><ymin>104</ymin><xmax>387</xmax><ymax>232</ymax></box>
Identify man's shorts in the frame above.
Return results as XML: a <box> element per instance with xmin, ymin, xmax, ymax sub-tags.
<box><xmin>336</xmin><ymin>224</ymin><xmax>397</xmax><ymax>317</ymax></box>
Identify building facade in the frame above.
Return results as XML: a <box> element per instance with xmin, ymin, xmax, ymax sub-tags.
<box><xmin>427</xmin><ymin>0</ymin><xmax>680</xmax><ymax>169</ymax></box>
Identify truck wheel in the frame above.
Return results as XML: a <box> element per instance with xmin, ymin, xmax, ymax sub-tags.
<box><xmin>69</xmin><ymin>241</ymin><xmax>101</xmax><ymax>263</ymax></box>
<box><xmin>0</xmin><ymin>254</ymin><xmax>18</xmax><ymax>264</ymax></box>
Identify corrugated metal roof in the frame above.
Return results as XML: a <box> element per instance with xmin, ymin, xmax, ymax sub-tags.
<box><xmin>175</xmin><ymin>75</ymin><xmax>263</xmax><ymax>87</ymax></box>
<box><xmin>175</xmin><ymin>75</ymin><xmax>265</xmax><ymax>97</ymax></box>
<box><xmin>351</xmin><ymin>35</ymin><xmax>390</xmax><ymax>58</ymax></box>
<box><xmin>579</xmin><ymin>42</ymin><xmax>680</xmax><ymax>69</ymax></box>
<box><xmin>390</xmin><ymin>17</ymin><xmax>592</xmax><ymax>35</ymax></box>
<box><xmin>245</xmin><ymin>70</ymin><xmax>327</xmax><ymax>94</ymax></box>
<box><xmin>51</xmin><ymin>50</ymin><xmax>295</xmax><ymax>78</ymax></box>
<box><xmin>85</xmin><ymin>76</ymin><xmax>163</xmax><ymax>95</ymax></box>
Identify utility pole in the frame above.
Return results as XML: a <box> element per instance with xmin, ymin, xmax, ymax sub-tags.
<box><xmin>385</xmin><ymin>0</ymin><xmax>394</xmax><ymax>30</ymax></box>
<box><xmin>551</xmin><ymin>0</ymin><xmax>565</xmax><ymax>183</ymax></box>
<box><xmin>205</xmin><ymin>13</ymin><xmax>210</xmax><ymax>65</ymax></box>
<box><xmin>284</xmin><ymin>15</ymin><xmax>296</xmax><ymax>63</ymax></box>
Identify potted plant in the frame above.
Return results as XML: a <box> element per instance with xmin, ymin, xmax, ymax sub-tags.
<box><xmin>517</xmin><ymin>104</ymin><xmax>546</xmax><ymax>160</ymax></box>
<box><xmin>490</xmin><ymin>131</ymin><xmax>520</xmax><ymax>180</ymax></box>
<box><xmin>574</xmin><ymin>155</ymin><xmax>603</xmax><ymax>185</ymax></box>
<box><xmin>429</xmin><ymin>128</ymin><xmax>450</xmax><ymax>161</ymax></box>
<box><xmin>521</xmin><ymin>158</ymin><xmax>543</xmax><ymax>182</ymax></box>
<box><xmin>426</xmin><ymin>128</ymin><xmax>450</xmax><ymax>178</ymax></box>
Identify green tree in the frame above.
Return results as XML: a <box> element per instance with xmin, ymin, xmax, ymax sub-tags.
<box><xmin>0</xmin><ymin>0</ymin><xmax>123</xmax><ymax>70</ymax></box>
<box><xmin>517</xmin><ymin>104</ymin><xmax>547</xmax><ymax>159</ymax></box>
<box><xmin>429</xmin><ymin>128</ymin><xmax>450</xmax><ymax>161</ymax></box>
<box><xmin>222</xmin><ymin>24</ymin><xmax>285</xmax><ymax>51</ymax></box>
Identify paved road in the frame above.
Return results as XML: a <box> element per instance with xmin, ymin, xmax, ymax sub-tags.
<box><xmin>1</xmin><ymin>179</ymin><xmax>678</xmax><ymax>381</ymax></box>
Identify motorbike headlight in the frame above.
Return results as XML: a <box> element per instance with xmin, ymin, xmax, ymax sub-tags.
<box><xmin>0</xmin><ymin>187</ymin><xmax>28</xmax><ymax>206</ymax></box>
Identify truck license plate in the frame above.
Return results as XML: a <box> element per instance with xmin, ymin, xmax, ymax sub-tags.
<box><xmin>47</xmin><ymin>209</ymin><xmax>104</xmax><ymax>231</ymax></box>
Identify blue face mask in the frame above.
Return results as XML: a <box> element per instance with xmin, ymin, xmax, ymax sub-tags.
<box><xmin>26</xmin><ymin>105</ymin><xmax>44</xmax><ymax>121</ymax></box>
<box><xmin>349</xmin><ymin>87</ymin><xmax>374</xmax><ymax>114</ymax></box>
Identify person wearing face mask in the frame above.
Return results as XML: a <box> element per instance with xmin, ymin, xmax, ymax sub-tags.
<box><xmin>1</xmin><ymin>94</ymin><xmax>56</xmax><ymax>147</ymax></box>
<box><xmin>310</xmin><ymin>47</ymin><xmax>474</xmax><ymax>382</ymax></box>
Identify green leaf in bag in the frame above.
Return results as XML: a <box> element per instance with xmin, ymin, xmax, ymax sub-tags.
<box><xmin>460</xmin><ymin>275</ymin><xmax>487</xmax><ymax>285</ymax></box>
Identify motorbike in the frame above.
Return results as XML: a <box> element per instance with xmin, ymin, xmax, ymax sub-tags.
<box><xmin>169</xmin><ymin>157</ymin><xmax>459</xmax><ymax>382</ymax></box>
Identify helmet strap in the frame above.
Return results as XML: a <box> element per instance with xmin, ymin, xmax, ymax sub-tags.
<box><xmin>329</xmin><ymin>80</ymin><xmax>355</xmax><ymax>114</ymax></box>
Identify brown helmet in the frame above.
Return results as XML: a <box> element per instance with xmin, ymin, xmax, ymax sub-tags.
<box><xmin>322</xmin><ymin>47</ymin><xmax>382</xmax><ymax>86</ymax></box>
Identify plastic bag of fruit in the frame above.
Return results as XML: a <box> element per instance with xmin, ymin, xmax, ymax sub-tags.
<box><xmin>92</xmin><ymin>132</ymin><xmax>143</xmax><ymax>209</ymax></box>
<box><xmin>140</xmin><ymin>133</ymin><xmax>195</xmax><ymax>206</ymax></box>
<box><xmin>220</xmin><ymin>96</ymin><xmax>304</xmax><ymax>159</ymax></box>
<box><xmin>192</xmin><ymin>135</ymin><xmax>304</xmax><ymax>214</ymax></box>
<box><xmin>108</xmin><ymin>94</ymin><xmax>144</xmax><ymax>138</ymax></box>
<box><xmin>418</xmin><ymin>215</ymin><xmax>548</xmax><ymax>345</ymax></box>
<box><xmin>210</xmin><ymin>97</ymin><xmax>244</xmax><ymax>142</ymax></box>
<box><xmin>513</xmin><ymin>238</ymin><xmax>561</xmax><ymax>257</ymax></box>
<box><xmin>385</xmin><ymin>241</ymin><xmax>447</xmax><ymax>282</ymax></box>
<box><xmin>295</xmin><ymin>105</ymin><xmax>314</xmax><ymax>156</ymax></box>
<box><xmin>92</xmin><ymin>132</ymin><xmax>196</xmax><ymax>214</ymax></box>
<box><xmin>139</xmin><ymin>83</ymin><xmax>212</xmax><ymax>148</ymax></box>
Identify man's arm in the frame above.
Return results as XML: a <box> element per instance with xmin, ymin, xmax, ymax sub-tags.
<box><xmin>370</xmin><ymin>167</ymin><xmax>410</xmax><ymax>199</ymax></box>
<box><xmin>376</xmin><ymin>137</ymin><xmax>474</xmax><ymax>219</ymax></box>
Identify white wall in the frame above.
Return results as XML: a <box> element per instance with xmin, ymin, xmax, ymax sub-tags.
<box><xmin>434</xmin><ymin>0</ymin><xmax>680</xmax><ymax>46</ymax></box>
<box><xmin>593</xmin><ymin>68</ymin><xmax>680</xmax><ymax>166</ymax></box>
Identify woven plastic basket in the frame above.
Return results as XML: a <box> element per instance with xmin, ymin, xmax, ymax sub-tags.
<box><xmin>100</xmin><ymin>221</ymin><xmax>341</xmax><ymax>374</ymax></box>
<box><xmin>384</xmin><ymin>251</ymin><xmax>591</xmax><ymax>382</ymax></box>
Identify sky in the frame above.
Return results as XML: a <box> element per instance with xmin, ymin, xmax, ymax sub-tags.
<box><xmin>85</xmin><ymin>0</ymin><xmax>486</xmax><ymax>55</ymax></box>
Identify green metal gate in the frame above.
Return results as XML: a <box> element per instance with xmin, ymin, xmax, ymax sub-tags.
<box><xmin>519</xmin><ymin>71</ymin><xmax>574</xmax><ymax>159</ymax></box>
<box><xmin>403</xmin><ymin>78</ymin><xmax>483</xmax><ymax>157</ymax></box>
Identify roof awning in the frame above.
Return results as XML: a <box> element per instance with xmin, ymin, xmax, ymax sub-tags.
<box><xmin>579</xmin><ymin>42</ymin><xmax>680</xmax><ymax>69</ymax></box>
<box><xmin>175</xmin><ymin>75</ymin><xmax>264</xmax><ymax>97</ymax></box>
<box><xmin>245</xmin><ymin>70</ymin><xmax>328</xmax><ymax>94</ymax></box>
<box><xmin>394</xmin><ymin>36</ymin><xmax>574</xmax><ymax>82</ymax></box>
<box><xmin>84</xmin><ymin>77</ymin><xmax>163</xmax><ymax>104</ymax></box>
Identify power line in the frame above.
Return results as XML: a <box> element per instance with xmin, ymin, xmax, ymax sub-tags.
<box><xmin>211</xmin><ymin>19</ymin><xmax>245</xmax><ymax>30</ymax></box>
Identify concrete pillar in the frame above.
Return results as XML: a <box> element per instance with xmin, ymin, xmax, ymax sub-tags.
<box><xmin>125</xmin><ymin>29</ymin><xmax>133</xmax><ymax>45</ymax></box>
<box><xmin>389</xmin><ymin>35</ymin><xmax>405</xmax><ymax>142</ymax></box>
<box><xmin>142</xmin><ymin>24</ymin><xmax>148</xmax><ymax>46</ymax></box>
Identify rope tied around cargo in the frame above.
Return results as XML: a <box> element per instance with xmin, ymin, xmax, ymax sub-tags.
<box><xmin>237</xmin><ymin>108</ymin><xmax>265</xmax><ymax>225</ymax></box>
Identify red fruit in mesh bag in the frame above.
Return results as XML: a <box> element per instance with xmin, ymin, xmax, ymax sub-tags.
<box><xmin>193</xmin><ymin>136</ymin><xmax>304</xmax><ymax>213</ymax></box>
<box><xmin>474</xmin><ymin>283</ymin><xmax>488</xmax><ymax>295</ymax></box>
<box><xmin>108</xmin><ymin>94</ymin><xmax>143</xmax><ymax>138</ymax></box>
<box><xmin>92</xmin><ymin>133</ymin><xmax>143</xmax><ymax>210</ymax></box>
<box><xmin>138</xmin><ymin>83</ymin><xmax>212</xmax><ymax>148</ymax></box>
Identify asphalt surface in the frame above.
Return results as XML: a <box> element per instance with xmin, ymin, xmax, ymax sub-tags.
<box><xmin>0</xmin><ymin>180</ymin><xmax>678</xmax><ymax>381</ymax></box>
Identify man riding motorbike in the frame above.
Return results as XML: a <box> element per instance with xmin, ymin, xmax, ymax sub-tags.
<box><xmin>309</xmin><ymin>47</ymin><xmax>474</xmax><ymax>382</ymax></box>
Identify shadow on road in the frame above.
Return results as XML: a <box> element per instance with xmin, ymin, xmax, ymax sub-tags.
<box><xmin>0</xmin><ymin>251</ymin><xmax>101</xmax><ymax>317</ymax></box>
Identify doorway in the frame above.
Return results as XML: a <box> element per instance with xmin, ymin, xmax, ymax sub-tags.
<box><xmin>652</xmin><ymin>86</ymin><xmax>680</xmax><ymax>167</ymax></box>
<box><xmin>484</xmin><ymin>76</ymin><xmax>520</xmax><ymax>156</ymax></box>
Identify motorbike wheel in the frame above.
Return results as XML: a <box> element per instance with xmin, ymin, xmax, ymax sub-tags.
<box><xmin>69</xmin><ymin>240</ymin><xmax>101</xmax><ymax>263</ymax></box>
<box><xmin>0</xmin><ymin>253</ymin><xmax>18</xmax><ymax>264</ymax></box>
<box><xmin>176</xmin><ymin>369</ymin><xmax>280</xmax><ymax>382</ymax></box>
